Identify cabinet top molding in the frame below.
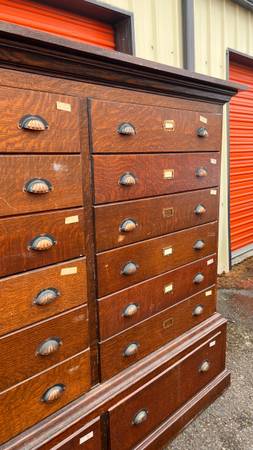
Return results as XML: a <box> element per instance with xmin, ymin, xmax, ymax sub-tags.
<box><xmin>0</xmin><ymin>21</ymin><xmax>246</xmax><ymax>103</ymax></box>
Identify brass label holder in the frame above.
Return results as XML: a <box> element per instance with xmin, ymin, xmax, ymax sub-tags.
<box><xmin>163</xmin><ymin>120</ymin><xmax>175</xmax><ymax>131</ymax></box>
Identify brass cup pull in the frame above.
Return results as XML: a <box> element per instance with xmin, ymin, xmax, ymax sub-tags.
<box><xmin>196</xmin><ymin>167</ymin><xmax>208</xmax><ymax>177</ymax></box>
<box><xmin>36</xmin><ymin>337</ymin><xmax>62</xmax><ymax>356</ymax></box>
<box><xmin>193</xmin><ymin>240</ymin><xmax>205</xmax><ymax>250</ymax></box>
<box><xmin>193</xmin><ymin>273</ymin><xmax>204</xmax><ymax>284</ymax></box>
<box><xmin>33</xmin><ymin>288</ymin><xmax>60</xmax><ymax>306</ymax></box>
<box><xmin>132</xmin><ymin>409</ymin><xmax>148</xmax><ymax>426</ymax></box>
<box><xmin>118</xmin><ymin>123</ymin><xmax>136</xmax><ymax>135</ymax></box>
<box><xmin>119</xmin><ymin>172</ymin><xmax>136</xmax><ymax>186</ymax></box>
<box><xmin>197</xmin><ymin>127</ymin><xmax>208</xmax><ymax>137</ymax></box>
<box><xmin>42</xmin><ymin>384</ymin><xmax>65</xmax><ymax>403</ymax></box>
<box><xmin>120</xmin><ymin>219</ymin><xmax>137</xmax><ymax>233</ymax></box>
<box><xmin>123</xmin><ymin>303</ymin><xmax>139</xmax><ymax>318</ymax></box>
<box><xmin>30</xmin><ymin>234</ymin><xmax>56</xmax><ymax>251</ymax></box>
<box><xmin>199</xmin><ymin>360</ymin><xmax>210</xmax><ymax>373</ymax></box>
<box><xmin>24</xmin><ymin>178</ymin><xmax>52</xmax><ymax>194</ymax></box>
<box><xmin>124</xmin><ymin>342</ymin><xmax>139</xmax><ymax>357</ymax></box>
<box><xmin>121</xmin><ymin>262</ymin><xmax>139</xmax><ymax>276</ymax></box>
<box><xmin>194</xmin><ymin>204</ymin><xmax>206</xmax><ymax>215</ymax></box>
<box><xmin>19</xmin><ymin>114</ymin><xmax>49</xmax><ymax>131</ymax></box>
<box><xmin>193</xmin><ymin>304</ymin><xmax>204</xmax><ymax>316</ymax></box>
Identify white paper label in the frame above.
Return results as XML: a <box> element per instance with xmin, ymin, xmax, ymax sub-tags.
<box><xmin>65</xmin><ymin>215</ymin><xmax>79</xmax><ymax>224</ymax></box>
<box><xmin>210</xmin><ymin>158</ymin><xmax>217</xmax><ymax>164</ymax></box>
<box><xmin>163</xmin><ymin>247</ymin><xmax>173</xmax><ymax>256</ymax></box>
<box><xmin>207</xmin><ymin>258</ymin><xmax>214</xmax><ymax>266</ymax></box>
<box><xmin>205</xmin><ymin>290</ymin><xmax>212</xmax><ymax>296</ymax></box>
<box><xmin>56</xmin><ymin>101</ymin><xmax>72</xmax><ymax>112</ymax></box>
<box><xmin>200</xmin><ymin>115</ymin><xmax>208</xmax><ymax>124</ymax></box>
<box><xmin>79</xmin><ymin>431</ymin><xmax>94</xmax><ymax>444</ymax></box>
<box><xmin>60</xmin><ymin>267</ymin><xmax>77</xmax><ymax>276</ymax></box>
<box><xmin>164</xmin><ymin>283</ymin><xmax>173</xmax><ymax>294</ymax></box>
<box><xmin>163</xmin><ymin>169</ymin><xmax>174</xmax><ymax>179</ymax></box>
<box><xmin>163</xmin><ymin>120</ymin><xmax>175</xmax><ymax>130</ymax></box>
<box><xmin>209</xmin><ymin>340</ymin><xmax>216</xmax><ymax>347</ymax></box>
<box><xmin>210</xmin><ymin>189</ymin><xmax>217</xmax><ymax>195</ymax></box>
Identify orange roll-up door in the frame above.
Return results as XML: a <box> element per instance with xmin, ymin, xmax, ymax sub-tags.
<box><xmin>229</xmin><ymin>62</ymin><xmax>253</xmax><ymax>253</ymax></box>
<box><xmin>0</xmin><ymin>0</ymin><xmax>115</xmax><ymax>49</ymax></box>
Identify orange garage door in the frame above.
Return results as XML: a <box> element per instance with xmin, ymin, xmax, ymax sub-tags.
<box><xmin>0</xmin><ymin>0</ymin><xmax>115</xmax><ymax>49</ymax></box>
<box><xmin>229</xmin><ymin>61</ymin><xmax>253</xmax><ymax>256</ymax></box>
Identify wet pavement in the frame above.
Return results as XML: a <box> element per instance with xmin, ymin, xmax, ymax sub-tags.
<box><xmin>166</xmin><ymin>259</ymin><xmax>253</xmax><ymax>450</ymax></box>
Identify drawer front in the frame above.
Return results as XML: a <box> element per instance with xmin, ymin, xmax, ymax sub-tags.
<box><xmin>97</xmin><ymin>222</ymin><xmax>217</xmax><ymax>297</ymax></box>
<box><xmin>100</xmin><ymin>287</ymin><xmax>216</xmax><ymax>380</ymax></box>
<box><xmin>89</xmin><ymin>99</ymin><xmax>222</xmax><ymax>153</ymax></box>
<box><xmin>0</xmin><ymin>306</ymin><xmax>89</xmax><ymax>391</ymax></box>
<box><xmin>0</xmin><ymin>87</ymin><xmax>80</xmax><ymax>153</ymax></box>
<box><xmin>42</xmin><ymin>417</ymin><xmax>101</xmax><ymax>450</ymax></box>
<box><xmin>0</xmin><ymin>351</ymin><xmax>91</xmax><ymax>445</ymax></box>
<box><xmin>109</xmin><ymin>326</ymin><xmax>226</xmax><ymax>450</ymax></box>
<box><xmin>0</xmin><ymin>258</ymin><xmax>87</xmax><ymax>336</ymax></box>
<box><xmin>0</xmin><ymin>208</ymin><xmax>85</xmax><ymax>276</ymax></box>
<box><xmin>95</xmin><ymin>188</ymin><xmax>219</xmax><ymax>252</ymax></box>
<box><xmin>0</xmin><ymin>155</ymin><xmax>83</xmax><ymax>216</ymax></box>
<box><xmin>93</xmin><ymin>153</ymin><xmax>219</xmax><ymax>204</ymax></box>
<box><xmin>98</xmin><ymin>256</ymin><xmax>216</xmax><ymax>340</ymax></box>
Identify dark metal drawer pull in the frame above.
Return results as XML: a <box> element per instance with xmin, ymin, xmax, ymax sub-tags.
<box><xmin>193</xmin><ymin>304</ymin><xmax>204</xmax><ymax>316</ymax></box>
<box><xmin>42</xmin><ymin>384</ymin><xmax>65</xmax><ymax>403</ymax></box>
<box><xmin>34</xmin><ymin>288</ymin><xmax>60</xmax><ymax>306</ymax></box>
<box><xmin>123</xmin><ymin>303</ymin><xmax>139</xmax><ymax>318</ymax></box>
<box><xmin>194</xmin><ymin>204</ymin><xmax>206</xmax><ymax>215</ymax></box>
<box><xmin>118</xmin><ymin>123</ymin><xmax>136</xmax><ymax>135</ymax></box>
<box><xmin>124</xmin><ymin>342</ymin><xmax>139</xmax><ymax>357</ymax></box>
<box><xmin>19</xmin><ymin>114</ymin><xmax>49</xmax><ymax>131</ymax></box>
<box><xmin>193</xmin><ymin>240</ymin><xmax>205</xmax><ymax>250</ymax></box>
<box><xmin>132</xmin><ymin>409</ymin><xmax>148</xmax><ymax>426</ymax></box>
<box><xmin>30</xmin><ymin>234</ymin><xmax>56</xmax><ymax>251</ymax></box>
<box><xmin>193</xmin><ymin>273</ymin><xmax>204</xmax><ymax>284</ymax></box>
<box><xmin>197</xmin><ymin>127</ymin><xmax>208</xmax><ymax>137</ymax></box>
<box><xmin>119</xmin><ymin>172</ymin><xmax>136</xmax><ymax>186</ymax></box>
<box><xmin>199</xmin><ymin>360</ymin><xmax>210</xmax><ymax>373</ymax></box>
<box><xmin>196</xmin><ymin>167</ymin><xmax>208</xmax><ymax>177</ymax></box>
<box><xmin>24</xmin><ymin>178</ymin><xmax>52</xmax><ymax>194</ymax></box>
<box><xmin>121</xmin><ymin>262</ymin><xmax>139</xmax><ymax>276</ymax></box>
<box><xmin>120</xmin><ymin>219</ymin><xmax>137</xmax><ymax>233</ymax></box>
<box><xmin>37</xmin><ymin>337</ymin><xmax>62</xmax><ymax>356</ymax></box>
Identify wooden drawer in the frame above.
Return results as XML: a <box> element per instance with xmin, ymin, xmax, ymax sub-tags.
<box><xmin>95</xmin><ymin>188</ymin><xmax>219</xmax><ymax>251</ymax></box>
<box><xmin>0</xmin><ymin>305</ymin><xmax>89</xmax><ymax>391</ymax></box>
<box><xmin>42</xmin><ymin>417</ymin><xmax>101</xmax><ymax>450</ymax></box>
<box><xmin>0</xmin><ymin>208</ymin><xmax>85</xmax><ymax>276</ymax></box>
<box><xmin>97</xmin><ymin>222</ymin><xmax>217</xmax><ymax>297</ymax></box>
<box><xmin>89</xmin><ymin>99</ymin><xmax>222</xmax><ymax>153</ymax></box>
<box><xmin>0</xmin><ymin>155</ymin><xmax>83</xmax><ymax>216</ymax></box>
<box><xmin>109</xmin><ymin>326</ymin><xmax>226</xmax><ymax>450</ymax></box>
<box><xmin>0</xmin><ymin>351</ymin><xmax>91</xmax><ymax>445</ymax></box>
<box><xmin>0</xmin><ymin>258</ymin><xmax>87</xmax><ymax>336</ymax></box>
<box><xmin>93</xmin><ymin>153</ymin><xmax>219</xmax><ymax>204</ymax></box>
<box><xmin>0</xmin><ymin>87</ymin><xmax>80</xmax><ymax>153</ymax></box>
<box><xmin>98</xmin><ymin>256</ymin><xmax>216</xmax><ymax>340</ymax></box>
<box><xmin>100</xmin><ymin>287</ymin><xmax>216</xmax><ymax>380</ymax></box>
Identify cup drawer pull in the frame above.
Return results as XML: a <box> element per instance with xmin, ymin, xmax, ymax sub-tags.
<box><xmin>193</xmin><ymin>273</ymin><xmax>204</xmax><ymax>284</ymax></box>
<box><xmin>193</xmin><ymin>240</ymin><xmax>205</xmax><ymax>250</ymax></box>
<box><xmin>121</xmin><ymin>262</ymin><xmax>139</xmax><ymax>276</ymax></box>
<box><xmin>19</xmin><ymin>114</ymin><xmax>49</xmax><ymax>131</ymax></box>
<box><xmin>132</xmin><ymin>409</ymin><xmax>148</xmax><ymax>426</ymax></box>
<box><xmin>124</xmin><ymin>342</ymin><xmax>139</xmax><ymax>357</ymax></box>
<box><xmin>199</xmin><ymin>360</ymin><xmax>210</xmax><ymax>373</ymax></box>
<box><xmin>37</xmin><ymin>337</ymin><xmax>62</xmax><ymax>356</ymax></box>
<box><xmin>119</xmin><ymin>172</ymin><xmax>136</xmax><ymax>186</ymax></box>
<box><xmin>118</xmin><ymin>123</ymin><xmax>136</xmax><ymax>135</ymax></box>
<box><xmin>42</xmin><ymin>384</ymin><xmax>65</xmax><ymax>403</ymax></box>
<box><xmin>123</xmin><ymin>303</ymin><xmax>139</xmax><ymax>317</ymax></box>
<box><xmin>194</xmin><ymin>204</ymin><xmax>206</xmax><ymax>215</ymax></box>
<box><xmin>193</xmin><ymin>304</ymin><xmax>204</xmax><ymax>316</ymax></box>
<box><xmin>120</xmin><ymin>219</ymin><xmax>137</xmax><ymax>233</ymax></box>
<box><xmin>30</xmin><ymin>234</ymin><xmax>56</xmax><ymax>251</ymax></box>
<box><xmin>34</xmin><ymin>288</ymin><xmax>60</xmax><ymax>306</ymax></box>
<box><xmin>24</xmin><ymin>178</ymin><xmax>52</xmax><ymax>194</ymax></box>
<box><xmin>197</xmin><ymin>127</ymin><xmax>208</xmax><ymax>137</ymax></box>
<box><xmin>196</xmin><ymin>167</ymin><xmax>208</xmax><ymax>177</ymax></box>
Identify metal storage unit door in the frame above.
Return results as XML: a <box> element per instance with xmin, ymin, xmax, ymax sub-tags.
<box><xmin>229</xmin><ymin>62</ymin><xmax>253</xmax><ymax>258</ymax></box>
<box><xmin>0</xmin><ymin>0</ymin><xmax>115</xmax><ymax>49</ymax></box>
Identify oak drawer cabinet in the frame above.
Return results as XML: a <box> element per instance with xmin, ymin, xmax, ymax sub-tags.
<box><xmin>0</xmin><ymin>24</ymin><xmax>241</xmax><ymax>450</ymax></box>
